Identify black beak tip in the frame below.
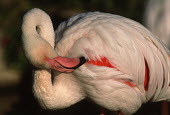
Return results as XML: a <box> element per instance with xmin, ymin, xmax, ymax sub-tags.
<box><xmin>79</xmin><ymin>56</ymin><xmax>88</xmax><ymax>64</ymax></box>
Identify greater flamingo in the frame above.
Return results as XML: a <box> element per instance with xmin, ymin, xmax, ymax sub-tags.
<box><xmin>22</xmin><ymin>8</ymin><xmax>170</xmax><ymax>115</ymax></box>
<box><xmin>144</xmin><ymin>0</ymin><xmax>170</xmax><ymax>49</ymax></box>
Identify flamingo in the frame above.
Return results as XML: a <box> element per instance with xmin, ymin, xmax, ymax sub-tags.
<box><xmin>22</xmin><ymin>8</ymin><xmax>170</xmax><ymax>115</ymax></box>
<box><xmin>144</xmin><ymin>0</ymin><xmax>170</xmax><ymax>49</ymax></box>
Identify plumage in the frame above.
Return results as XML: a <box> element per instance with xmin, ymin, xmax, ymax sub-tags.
<box><xmin>144</xmin><ymin>0</ymin><xmax>170</xmax><ymax>114</ymax></box>
<box><xmin>22</xmin><ymin>8</ymin><xmax>170</xmax><ymax>115</ymax></box>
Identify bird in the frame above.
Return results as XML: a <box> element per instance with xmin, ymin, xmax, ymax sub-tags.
<box><xmin>22</xmin><ymin>8</ymin><xmax>170</xmax><ymax>115</ymax></box>
<box><xmin>144</xmin><ymin>0</ymin><xmax>170</xmax><ymax>49</ymax></box>
<box><xmin>144</xmin><ymin>0</ymin><xmax>170</xmax><ymax>114</ymax></box>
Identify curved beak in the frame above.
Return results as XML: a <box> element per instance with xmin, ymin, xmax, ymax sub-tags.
<box><xmin>45</xmin><ymin>56</ymin><xmax>87</xmax><ymax>72</ymax></box>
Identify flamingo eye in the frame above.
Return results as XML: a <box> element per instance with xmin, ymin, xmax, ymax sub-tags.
<box><xmin>36</xmin><ymin>25</ymin><xmax>41</xmax><ymax>34</ymax></box>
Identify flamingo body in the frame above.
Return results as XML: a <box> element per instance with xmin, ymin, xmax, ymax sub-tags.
<box><xmin>22</xmin><ymin>9</ymin><xmax>170</xmax><ymax>115</ymax></box>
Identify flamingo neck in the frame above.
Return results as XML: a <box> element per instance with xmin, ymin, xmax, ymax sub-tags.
<box><xmin>22</xmin><ymin>8</ymin><xmax>55</xmax><ymax>47</ymax></box>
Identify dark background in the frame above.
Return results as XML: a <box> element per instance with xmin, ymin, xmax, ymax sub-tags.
<box><xmin>0</xmin><ymin>0</ymin><xmax>166</xmax><ymax>115</ymax></box>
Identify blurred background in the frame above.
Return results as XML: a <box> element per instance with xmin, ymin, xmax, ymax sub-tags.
<box><xmin>0</xmin><ymin>0</ymin><xmax>168</xmax><ymax>115</ymax></box>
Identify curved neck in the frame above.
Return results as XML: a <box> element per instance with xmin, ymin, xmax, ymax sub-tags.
<box><xmin>22</xmin><ymin>8</ymin><xmax>55</xmax><ymax>47</ymax></box>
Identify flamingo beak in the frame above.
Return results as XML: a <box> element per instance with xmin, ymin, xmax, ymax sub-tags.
<box><xmin>45</xmin><ymin>56</ymin><xmax>87</xmax><ymax>72</ymax></box>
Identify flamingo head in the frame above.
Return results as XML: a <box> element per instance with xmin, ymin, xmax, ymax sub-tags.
<box><xmin>23</xmin><ymin>39</ymin><xmax>87</xmax><ymax>73</ymax></box>
<box><xmin>22</xmin><ymin>8</ymin><xmax>87</xmax><ymax>73</ymax></box>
